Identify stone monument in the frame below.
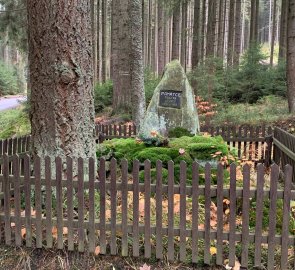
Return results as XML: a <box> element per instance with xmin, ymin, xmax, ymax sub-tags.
<box><xmin>139</xmin><ymin>60</ymin><xmax>200</xmax><ymax>137</ymax></box>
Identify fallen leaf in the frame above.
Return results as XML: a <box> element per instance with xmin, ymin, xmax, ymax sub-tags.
<box><xmin>21</xmin><ymin>228</ymin><xmax>26</xmax><ymax>238</ymax></box>
<box><xmin>94</xmin><ymin>246</ymin><xmax>100</xmax><ymax>256</ymax></box>
<box><xmin>140</xmin><ymin>263</ymin><xmax>151</xmax><ymax>270</ymax></box>
<box><xmin>225</xmin><ymin>209</ymin><xmax>230</xmax><ymax>215</ymax></box>
<box><xmin>63</xmin><ymin>227</ymin><xmax>68</xmax><ymax>235</ymax></box>
<box><xmin>210</xmin><ymin>246</ymin><xmax>217</xmax><ymax>255</ymax></box>
<box><xmin>52</xmin><ymin>226</ymin><xmax>58</xmax><ymax>239</ymax></box>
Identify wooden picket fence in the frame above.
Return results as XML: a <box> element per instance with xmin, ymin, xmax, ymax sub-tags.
<box><xmin>273</xmin><ymin>127</ymin><xmax>295</xmax><ymax>182</ymax></box>
<box><xmin>0</xmin><ymin>154</ymin><xmax>294</xmax><ymax>269</ymax></box>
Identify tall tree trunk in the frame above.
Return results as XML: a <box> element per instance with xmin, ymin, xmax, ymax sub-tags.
<box><xmin>192</xmin><ymin>0</ymin><xmax>201</xmax><ymax>69</ymax></box>
<box><xmin>206</xmin><ymin>0</ymin><xmax>216</xmax><ymax>58</ymax></box>
<box><xmin>91</xmin><ymin>0</ymin><xmax>98</xmax><ymax>83</ymax></box>
<box><xmin>130</xmin><ymin>0</ymin><xmax>146</xmax><ymax>126</ymax></box>
<box><xmin>27</xmin><ymin>0</ymin><xmax>96</xmax><ymax>160</ymax></box>
<box><xmin>287</xmin><ymin>0</ymin><xmax>295</xmax><ymax>113</ymax></box>
<box><xmin>250</xmin><ymin>0</ymin><xmax>257</xmax><ymax>43</ymax></box>
<box><xmin>97</xmin><ymin>0</ymin><xmax>101</xmax><ymax>81</ymax></box>
<box><xmin>254</xmin><ymin>0</ymin><xmax>260</xmax><ymax>41</ymax></box>
<box><xmin>158</xmin><ymin>1</ymin><xmax>165</xmax><ymax>74</ymax></box>
<box><xmin>227</xmin><ymin>0</ymin><xmax>235</xmax><ymax>66</ymax></box>
<box><xmin>234</xmin><ymin>0</ymin><xmax>242</xmax><ymax>66</ymax></box>
<box><xmin>270</xmin><ymin>0</ymin><xmax>277</xmax><ymax>66</ymax></box>
<box><xmin>279</xmin><ymin>0</ymin><xmax>289</xmax><ymax>60</ymax></box>
<box><xmin>102</xmin><ymin>0</ymin><xmax>107</xmax><ymax>82</ymax></box>
<box><xmin>172</xmin><ymin>2</ymin><xmax>181</xmax><ymax>60</ymax></box>
<box><xmin>201</xmin><ymin>0</ymin><xmax>207</xmax><ymax>61</ymax></box>
<box><xmin>217</xmin><ymin>0</ymin><xmax>225</xmax><ymax>59</ymax></box>
<box><xmin>112</xmin><ymin>0</ymin><xmax>132</xmax><ymax>113</ymax></box>
<box><xmin>181</xmin><ymin>2</ymin><xmax>188</xmax><ymax>69</ymax></box>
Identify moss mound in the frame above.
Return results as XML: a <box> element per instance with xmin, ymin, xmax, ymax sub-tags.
<box><xmin>97</xmin><ymin>134</ymin><xmax>231</xmax><ymax>184</ymax></box>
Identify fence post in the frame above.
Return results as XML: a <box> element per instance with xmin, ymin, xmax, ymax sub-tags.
<box><xmin>264</xmin><ymin>135</ymin><xmax>273</xmax><ymax>167</ymax></box>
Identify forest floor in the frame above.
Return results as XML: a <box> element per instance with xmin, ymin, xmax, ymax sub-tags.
<box><xmin>0</xmin><ymin>245</ymin><xmax>223</xmax><ymax>270</ymax></box>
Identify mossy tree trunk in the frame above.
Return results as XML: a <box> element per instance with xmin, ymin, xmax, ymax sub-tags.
<box><xmin>27</xmin><ymin>0</ymin><xmax>96</xmax><ymax>160</ymax></box>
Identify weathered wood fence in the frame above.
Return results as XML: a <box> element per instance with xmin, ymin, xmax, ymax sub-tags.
<box><xmin>273</xmin><ymin>127</ymin><xmax>295</xmax><ymax>182</ymax></box>
<box><xmin>0</xmin><ymin>154</ymin><xmax>294</xmax><ymax>269</ymax></box>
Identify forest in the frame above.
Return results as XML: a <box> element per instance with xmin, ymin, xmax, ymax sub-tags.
<box><xmin>0</xmin><ymin>0</ymin><xmax>295</xmax><ymax>269</ymax></box>
<box><xmin>0</xmin><ymin>0</ymin><xmax>294</xmax><ymax>135</ymax></box>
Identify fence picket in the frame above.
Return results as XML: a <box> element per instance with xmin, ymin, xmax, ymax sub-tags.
<box><xmin>204</xmin><ymin>163</ymin><xmax>211</xmax><ymax>265</ymax></box>
<box><xmin>167</xmin><ymin>161</ymin><xmax>174</xmax><ymax>262</ymax></box>
<box><xmin>13</xmin><ymin>155</ymin><xmax>21</xmax><ymax>246</ymax></box>
<box><xmin>144</xmin><ymin>160</ymin><xmax>151</xmax><ymax>258</ymax></box>
<box><xmin>88</xmin><ymin>157</ymin><xmax>96</xmax><ymax>253</ymax></box>
<box><xmin>191</xmin><ymin>162</ymin><xmax>199</xmax><ymax>264</ymax></box>
<box><xmin>67</xmin><ymin>157</ymin><xmax>74</xmax><ymax>251</ymax></box>
<box><xmin>254</xmin><ymin>164</ymin><xmax>265</xmax><ymax>267</ymax></box>
<box><xmin>56</xmin><ymin>157</ymin><xmax>63</xmax><ymax>249</ymax></box>
<box><xmin>121</xmin><ymin>159</ymin><xmax>128</xmax><ymax>257</ymax></box>
<box><xmin>24</xmin><ymin>154</ymin><xmax>32</xmax><ymax>247</ymax></box>
<box><xmin>216</xmin><ymin>163</ymin><xmax>224</xmax><ymax>265</ymax></box>
<box><xmin>228</xmin><ymin>163</ymin><xmax>237</xmax><ymax>267</ymax></box>
<box><xmin>45</xmin><ymin>156</ymin><xmax>52</xmax><ymax>248</ymax></box>
<box><xmin>132</xmin><ymin>160</ymin><xmax>140</xmax><ymax>257</ymax></box>
<box><xmin>267</xmin><ymin>164</ymin><xmax>279</xmax><ymax>270</ymax></box>
<box><xmin>155</xmin><ymin>160</ymin><xmax>163</xmax><ymax>259</ymax></box>
<box><xmin>3</xmin><ymin>154</ymin><xmax>11</xmax><ymax>245</ymax></box>
<box><xmin>78</xmin><ymin>157</ymin><xmax>85</xmax><ymax>252</ymax></box>
<box><xmin>281</xmin><ymin>165</ymin><xmax>292</xmax><ymax>269</ymax></box>
<box><xmin>241</xmin><ymin>164</ymin><xmax>250</xmax><ymax>268</ymax></box>
<box><xmin>34</xmin><ymin>156</ymin><xmax>42</xmax><ymax>248</ymax></box>
<box><xmin>99</xmin><ymin>158</ymin><xmax>106</xmax><ymax>254</ymax></box>
<box><xmin>179</xmin><ymin>161</ymin><xmax>187</xmax><ymax>262</ymax></box>
<box><xmin>110</xmin><ymin>158</ymin><xmax>117</xmax><ymax>255</ymax></box>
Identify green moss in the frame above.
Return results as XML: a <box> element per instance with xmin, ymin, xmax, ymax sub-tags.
<box><xmin>139</xmin><ymin>168</ymin><xmax>169</xmax><ymax>184</ymax></box>
<box><xmin>133</xmin><ymin>147</ymin><xmax>179</xmax><ymax>166</ymax></box>
<box><xmin>168</xmin><ymin>127</ymin><xmax>194</xmax><ymax>138</ymax></box>
<box><xmin>97</xmin><ymin>138</ymin><xmax>146</xmax><ymax>159</ymax></box>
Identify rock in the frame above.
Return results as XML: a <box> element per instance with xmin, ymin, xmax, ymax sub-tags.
<box><xmin>139</xmin><ymin>60</ymin><xmax>200</xmax><ymax>137</ymax></box>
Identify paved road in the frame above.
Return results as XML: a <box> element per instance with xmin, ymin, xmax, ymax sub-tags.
<box><xmin>0</xmin><ymin>96</ymin><xmax>27</xmax><ymax>111</ymax></box>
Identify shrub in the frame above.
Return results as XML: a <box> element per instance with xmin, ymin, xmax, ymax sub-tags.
<box><xmin>0</xmin><ymin>61</ymin><xmax>20</xmax><ymax>96</ymax></box>
<box><xmin>139</xmin><ymin>168</ymin><xmax>169</xmax><ymax>184</ymax></box>
<box><xmin>94</xmin><ymin>80</ymin><xmax>113</xmax><ymax>113</ymax></box>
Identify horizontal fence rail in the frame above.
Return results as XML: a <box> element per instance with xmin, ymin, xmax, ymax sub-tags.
<box><xmin>0</xmin><ymin>154</ymin><xmax>294</xmax><ymax>269</ymax></box>
<box><xmin>273</xmin><ymin>127</ymin><xmax>295</xmax><ymax>182</ymax></box>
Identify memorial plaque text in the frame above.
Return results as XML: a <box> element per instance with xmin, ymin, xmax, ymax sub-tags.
<box><xmin>159</xmin><ymin>90</ymin><xmax>182</xmax><ymax>109</ymax></box>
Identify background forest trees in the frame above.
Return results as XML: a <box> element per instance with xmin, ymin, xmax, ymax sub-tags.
<box><xmin>0</xmin><ymin>0</ymin><xmax>294</xmax><ymax>119</ymax></box>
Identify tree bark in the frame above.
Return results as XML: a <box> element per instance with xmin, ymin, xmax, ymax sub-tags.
<box><xmin>192</xmin><ymin>0</ymin><xmax>201</xmax><ymax>69</ymax></box>
<box><xmin>112</xmin><ymin>0</ymin><xmax>132</xmax><ymax>113</ymax></box>
<box><xmin>206</xmin><ymin>0</ymin><xmax>216</xmax><ymax>58</ymax></box>
<box><xmin>130</xmin><ymin>0</ymin><xmax>146</xmax><ymax>127</ymax></box>
<box><xmin>172</xmin><ymin>2</ymin><xmax>181</xmax><ymax>60</ymax></box>
<box><xmin>201</xmin><ymin>0</ymin><xmax>207</xmax><ymax>61</ymax></box>
<box><xmin>234</xmin><ymin>0</ymin><xmax>242</xmax><ymax>66</ymax></box>
<box><xmin>287</xmin><ymin>0</ymin><xmax>295</xmax><ymax>113</ymax></box>
<box><xmin>279</xmin><ymin>0</ymin><xmax>289</xmax><ymax>60</ymax></box>
<box><xmin>181</xmin><ymin>2</ymin><xmax>188</xmax><ymax>69</ymax></box>
<box><xmin>27</xmin><ymin>0</ymin><xmax>96</xmax><ymax>160</ymax></box>
<box><xmin>250</xmin><ymin>0</ymin><xmax>257</xmax><ymax>43</ymax></box>
<box><xmin>270</xmin><ymin>0</ymin><xmax>277</xmax><ymax>66</ymax></box>
<box><xmin>217</xmin><ymin>0</ymin><xmax>225</xmax><ymax>59</ymax></box>
<box><xmin>227</xmin><ymin>0</ymin><xmax>235</xmax><ymax>66</ymax></box>
<box><xmin>101</xmin><ymin>0</ymin><xmax>107</xmax><ymax>82</ymax></box>
<box><xmin>158</xmin><ymin>1</ymin><xmax>165</xmax><ymax>74</ymax></box>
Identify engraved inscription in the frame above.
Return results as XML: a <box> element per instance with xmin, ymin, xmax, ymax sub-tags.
<box><xmin>159</xmin><ymin>90</ymin><xmax>182</xmax><ymax>109</ymax></box>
